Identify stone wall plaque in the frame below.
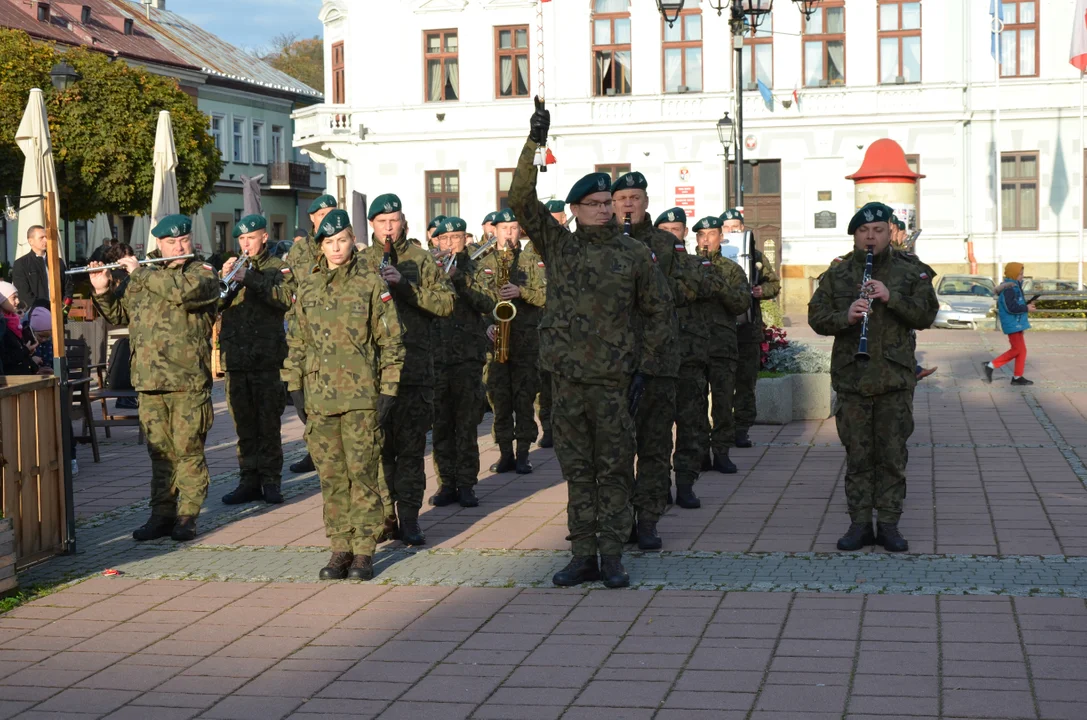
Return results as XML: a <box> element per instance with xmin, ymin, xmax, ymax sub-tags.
<box><xmin>814</xmin><ymin>210</ymin><xmax>837</xmax><ymax>229</ymax></box>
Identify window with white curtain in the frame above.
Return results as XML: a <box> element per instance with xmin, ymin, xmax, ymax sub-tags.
<box><xmin>495</xmin><ymin>25</ymin><xmax>530</xmax><ymax>98</ymax></box>
<box><xmin>740</xmin><ymin>11</ymin><xmax>772</xmax><ymax>88</ymax></box>
<box><xmin>802</xmin><ymin>3</ymin><xmax>845</xmax><ymax>87</ymax></box>
<box><xmin>593</xmin><ymin>0</ymin><xmax>631</xmax><ymax>96</ymax></box>
<box><xmin>425</xmin><ymin>30</ymin><xmax>459</xmax><ymax>102</ymax></box>
<box><xmin>251</xmin><ymin>120</ymin><xmax>264</xmax><ymax>164</ymax></box>
<box><xmin>999</xmin><ymin>1</ymin><xmax>1037</xmax><ymax>77</ymax></box>
<box><xmin>878</xmin><ymin>1</ymin><xmax>921</xmax><ymax>83</ymax></box>
<box><xmin>662</xmin><ymin>9</ymin><xmax>702</xmax><ymax>93</ymax></box>
<box><xmin>232</xmin><ymin>117</ymin><xmax>245</xmax><ymax>163</ymax></box>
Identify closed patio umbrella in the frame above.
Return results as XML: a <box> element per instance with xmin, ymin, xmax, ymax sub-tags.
<box><xmin>14</xmin><ymin>88</ymin><xmax>61</xmax><ymax>259</ymax></box>
<box><xmin>145</xmin><ymin>110</ymin><xmax>179</xmax><ymax>256</ymax></box>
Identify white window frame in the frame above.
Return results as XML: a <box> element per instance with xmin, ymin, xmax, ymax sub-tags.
<box><xmin>251</xmin><ymin>120</ymin><xmax>265</xmax><ymax>165</ymax></box>
<box><xmin>210</xmin><ymin>113</ymin><xmax>226</xmax><ymax>159</ymax></box>
<box><xmin>232</xmin><ymin>115</ymin><xmax>247</xmax><ymax>164</ymax></box>
<box><xmin>271</xmin><ymin>125</ymin><xmax>284</xmax><ymax>164</ymax></box>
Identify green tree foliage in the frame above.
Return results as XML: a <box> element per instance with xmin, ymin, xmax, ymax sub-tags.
<box><xmin>263</xmin><ymin>33</ymin><xmax>323</xmax><ymax>93</ymax></box>
<box><xmin>0</xmin><ymin>29</ymin><xmax>223</xmax><ymax>220</ymax></box>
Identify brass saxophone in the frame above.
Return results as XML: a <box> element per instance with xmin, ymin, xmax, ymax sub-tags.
<box><xmin>492</xmin><ymin>248</ymin><xmax>517</xmax><ymax>364</ymax></box>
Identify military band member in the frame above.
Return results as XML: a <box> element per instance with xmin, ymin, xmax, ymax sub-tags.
<box><xmin>364</xmin><ymin>194</ymin><xmax>455</xmax><ymax>546</ymax></box>
<box><xmin>286</xmin><ymin>193</ymin><xmax>339</xmax><ymax>475</ymax></box>
<box><xmin>695</xmin><ymin>216</ymin><xmax>752</xmax><ymax>474</ymax></box>
<box><xmin>429</xmin><ymin>217</ymin><xmax>494</xmax><ymax>508</ymax></box>
<box><xmin>535</xmin><ymin>199</ymin><xmax>567</xmax><ymax>449</ymax></box>
<box><xmin>720</xmin><ymin>209</ymin><xmax>781</xmax><ymax>448</ymax></box>
<box><xmin>89</xmin><ymin>215</ymin><xmax>220</xmax><ymax>542</ymax></box>
<box><xmin>475</xmin><ymin>209</ymin><xmax>547</xmax><ymax>474</ymax></box>
<box><xmin>219</xmin><ymin>215</ymin><xmax>293</xmax><ymax>506</ymax></box>
<box><xmin>510</xmin><ymin>102</ymin><xmax>672</xmax><ymax>588</ymax></box>
<box><xmin>808</xmin><ymin>202</ymin><xmax>938</xmax><ymax>553</ymax></box>
<box><xmin>481</xmin><ymin>212</ymin><xmax>498</xmax><ymax>245</ymax></box>
<box><xmin>427</xmin><ymin>215</ymin><xmax>447</xmax><ymax>245</ymax></box>
<box><xmin>284</xmin><ymin>209</ymin><xmax>404</xmax><ymax>580</ymax></box>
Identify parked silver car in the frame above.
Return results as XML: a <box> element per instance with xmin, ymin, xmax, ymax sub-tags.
<box><xmin>933</xmin><ymin>275</ymin><xmax>996</xmax><ymax>328</ymax></box>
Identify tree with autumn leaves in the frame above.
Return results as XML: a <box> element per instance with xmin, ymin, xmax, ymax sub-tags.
<box><xmin>0</xmin><ymin>29</ymin><xmax>223</xmax><ymax>220</ymax></box>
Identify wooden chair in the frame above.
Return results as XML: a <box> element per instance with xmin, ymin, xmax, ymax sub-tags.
<box><xmin>87</xmin><ymin>338</ymin><xmax>144</xmax><ymax>445</ymax></box>
<box><xmin>64</xmin><ymin>338</ymin><xmax>101</xmax><ymax>463</ymax></box>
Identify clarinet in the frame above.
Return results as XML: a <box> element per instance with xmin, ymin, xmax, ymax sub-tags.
<box><xmin>380</xmin><ymin>236</ymin><xmax>392</xmax><ymax>270</ymax></box>
<box><xmin>855</xmin><ymin>249</ymin><xmax>874</xmax><ymax>360</ymax></box>
<box><xmin>623</xmin><ymin>213</ymin><xmax>632</xmax><ymax>236</ymax></box>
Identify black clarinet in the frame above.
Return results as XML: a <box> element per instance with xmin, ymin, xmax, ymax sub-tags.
<box><xmin>855</xmin><ymin>249</ymin><xmax>874</xmax><ymax>360</ymax></box>
<box><xmin>623</xmin><ymin>213</ymin><xmax>632</xmax><ymax>236</ymax></box>
<box><xmin>380</xmin><ymin>236</ymin><xmax>392</xmax><ymax>269</ymax></box>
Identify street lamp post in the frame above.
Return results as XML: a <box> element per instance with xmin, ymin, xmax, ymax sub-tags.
<box><xmin>49</xmin><ymin>61</ymin><xmax>82</xmax><ymax>261</ymax></box>
<box><xmin>717</xmin><ymin>112</ymin><xmax>735</xmax><ymax>206</ymax></box>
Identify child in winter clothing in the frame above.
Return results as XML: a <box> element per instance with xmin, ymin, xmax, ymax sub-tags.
<box><xmin>983</xmin><ymin>261</ymin><xmax>1036</xmax><ymax>386</ymax></box>
<box><xmin>26</xmin><ymin>306</ymin><xmax>53</xmax><ymax>371</ymax></box>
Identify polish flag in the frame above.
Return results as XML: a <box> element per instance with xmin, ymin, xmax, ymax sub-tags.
<box><xmin>792</xmin><ymin>82</ymin><xmax>800</xmax><ymax>111</ymax></box>
<box><xmin>1072</xmin><ymin>0</ymin><xmax>1087</xmax><ymax>72</ymax></box>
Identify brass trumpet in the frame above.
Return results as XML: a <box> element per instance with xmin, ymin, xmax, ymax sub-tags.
<box><xmin>492</xmin><ymin>248</ymin><xmax>517</xmax><ymax>364</ymax></box>
<box><xmin>219</xmin><ymin>253</ymin><xmax>252</xmax><ymax>298</ymax></box>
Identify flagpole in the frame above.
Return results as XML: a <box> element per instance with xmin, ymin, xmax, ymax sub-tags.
<box><xmin>1080</xmin><ymin>71</ymin><xmax>1085</xmax><ymax>289</ymax></box>
<box><xmin>994</xmin><ymin>24</ymin><xmax>1003</xmax><ymax>283</ymax></box>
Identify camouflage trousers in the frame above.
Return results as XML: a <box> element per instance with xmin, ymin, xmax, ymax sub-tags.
<box><xmin>537</xmin><ymin>370</ymin><xmax>552</xmax><ymax>434</ymax></box>
<box><xmin>632</xmin><ymin>377</ymin><xmax>676</xmax><ymax>522</ymax></box>
<box><xmin>382</xmin><ymin>384</ymin><xmax>434</xmax><ymax>511</ymax></box>
<box><xmin>306</xmin><ymin>410</ymin><xmax>384</xmax><ymax>556</ymax></box>
<box><xmin>835</xmin><ymin>390</ymin><xmax>914</xmax><ymax>524</ymax></box>
<box><xmin>433</xmin><ymin>361</ymin><xmax>484</xmax><ymax>489</ymax></box>
<box><xmin>139</xmin><ymin>390</ymin><xmax>213</xmax><ymax>518</ymax></box>
<box><xmin>733</xmin><ymin>341</ymin><xmax>761</xmax><ymax>432</ymax></box>
<box><xmin>487</xmin><ymin>355</ymin><xmax>539</xmax><ymax>450</ymax></box>
<box><xmin>673</xmin><ymin>359</ymin><xmax>709</xmax><ymax>486</ymax></box>
<box><xmin>708</xmin><ymin>356</ymin><xmax>738</xmax><ymax>454</ymax></box>
<box><xmin>226</xmin><ymin>371</ymin><xmax>286</xmax><ymax>489</ymax></box>
<box><xmin>553</xmin><ymin>377</ymin><xmax>635</xmax><ymax>556</ymax></box>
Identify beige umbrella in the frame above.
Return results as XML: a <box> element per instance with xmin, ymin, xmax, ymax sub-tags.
<box><xmin>129</xmin><ymin>215</ymin><xmax>151</xmax><ymax>256</ymax></box>
<box><xmin>145</xmin><ymin>110</ymin><xmax>179</xmax><ymax>256</ymax></box>
<box><xmin>89</xmin><ymin>212</ymin><xmax>112</xmax><ymax>250</ymax></box>
<box><xmin>14</xmin><ymin>87</ymin><xmax>61</xmax><ymax>259</ymax></box>
<box><xmin>190</xmin><ymin>208</ymin><xmax>210</xmax><ymax>256</ymax></box>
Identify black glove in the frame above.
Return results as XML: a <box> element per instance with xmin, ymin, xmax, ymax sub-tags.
<box><xmin>377</xmin><ymin>393</ymin><xmax>396</xmax><ymax>428</ymax></box>
<box><xmin>529</xmin><ymin>96</ymin><xmax>551</xmax><ymax>145</ymax></box>
<box><xmin>290</xmin><ymin>390</ymin><xmax>307</xmax><ymax>425</ymax></box>
<box><xmin>628</xmin><ymin>373</ymin><xmax>646</xmax><ymax>416</ymax></box>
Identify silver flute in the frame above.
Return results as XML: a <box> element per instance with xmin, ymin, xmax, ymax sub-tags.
<box><xmin>65</xmin><ymin>254</ymin><xmax>195</xmax><ymax>274</ymax></box>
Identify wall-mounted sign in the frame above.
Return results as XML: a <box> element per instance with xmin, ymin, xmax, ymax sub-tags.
<box><xmin>817</xmin><ymin>190</ymin><xmax>832</xmax><ymax>202</ymax></box>
<box><xmin>744</xmin><ymin>135</ymin><xmax>757</xmax><ymax>151</ymax></box>
<box><xmin>814</xmin><ymin>210</ymin><xmax>837</xmax><ymax>229</ymax></box>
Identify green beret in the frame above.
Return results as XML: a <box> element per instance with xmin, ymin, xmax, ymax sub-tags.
<box><xmin>367</xmin><ymin>193</ymin><xmax>402</xmax><ymax>220</ymax></box>
<box><xmin>654</xmin><ymin>207</ymin><xmax>687</xmax><ymax>227</ymax></box>
<box><xmin>719</xmin><ymin>208</ymin><xmax>744</xmax><ymax>223</ymax></box>
<box><xmin>308</xmin><ymin>194</ymin><xmax>337</xmax><ymax>215</ymax></box>
<box><xmin>151</xmin><ymin>214</ymin><xmax>192</xmax><ymax>239</ymax></box>
<box><xmin>232</xmin><ymin>214</ymin><xmax>267</xmax><ymax>239</ymax></box>
<box><xmin>611</xmin><ymin>171</ymin><xmax>648</xmax><ymax>193</ymax></box>
<box><xmin>427</xmin><ymin>215</ymin><xmax>447</xmax><ymax>231</ymax></box>
<box><xmin>315</xmin><ymin>209</ymin><xmax>351</xmax><ymax>241</ymax></box>
<box><xmin>494</xmin><ymin>208</ymin><xmax>517</xmax><ymax>224</ymax></box>
<box><xmin>692</xmin><ymin>216</ymin><xmax>723</xmax><ymax>232</ymax></box>
<box><xmin>483</xmin><ymin>211</ymin><xmax>498</xmax><ymax>225</ymax></box>
<box><xmin>566</xmin><ymin>172</ymin><xmax>613</xmax><ymax>204</ymax></box>
<box><xmin>437</xmin><ymin>217</ymin><xmax>467</xmax><ymax>234</ymax></box>
<box><xmin>545</xmin><ymin>200</ymin><xmax>566</xmax><ymax>213</ymax></box>
<box><xmin>892</xmin><ymin>216</ymin><xmax>906</xmax><ymax>230</ymax></box>
<box><xmin>848</xmin><ymin>202</ymin><xmax>894</xmax><ymax>234</ymax></box>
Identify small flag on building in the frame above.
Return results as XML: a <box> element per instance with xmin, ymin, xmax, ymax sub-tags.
<box><xmin>756</xmin><ymin>78</ymin><xmax>773</xmax><ymax>111</ymax></box>
<box><xmin>792</xmin><ymin>82</ymin><xmax>800</xmax><ymax>111</ymax></box>
<box><xmin>1071</xmin><ymin>0</ymin><xmax>1087</xmax><ymax>71</ymax></box>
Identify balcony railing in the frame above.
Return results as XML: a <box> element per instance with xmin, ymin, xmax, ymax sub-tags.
<box><xmin>269</xmin><ymin>162</ymin><xmax>311</xmax><ymax>189</ymax></box>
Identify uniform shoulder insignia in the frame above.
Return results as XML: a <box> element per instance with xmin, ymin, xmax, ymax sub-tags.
<box><xmin>919</xmin><ymin>271</ymin><xmax>930</xmax><ymax>280</ymax></box>
<box><xmin>831</xmin><ymin>257</ymin><xmax>844</xmax><ymax>266</ymax></box>
<box><xmin>201</xmin><ymin>263</ymin><xmax>214</xmax><ymax>272</ymax></box>
<box><xmin>650</xmin><ymin>252</ymin><xmax>658</xmax><ymax>264</ymax></box>
<box><xmin>280</xmin><ymin>265</ymin><xmax>292</xmax><ymax>274</ymax></box>
<box><xmin>537</xmin><ymin>260</ymin><xmax>545</xmax><ymax>268</ymax></box>
<box><xmin>379</xmin><ymin>286</ymin><xmax>392</xmax><ymax>303</ymax></box>
<box><xmin>483</xmin><ymin>267</ymin><xmax>494</xmax><ymax>275</ymax></box>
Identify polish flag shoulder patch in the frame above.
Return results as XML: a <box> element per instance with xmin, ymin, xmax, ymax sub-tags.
<box><xmin>650</xmin><ymin>252</ymin><xmax>658</xmax><ymax>264</ymax></box>
<box><xmin>201</xmin><ymin>263</ymin><xmax>214</xmax><ymax>272</ymax></box>
<box><xmin>920</xmin><ymin>272</ymin><xmax>929</xmax><ymax>279</ymax></box>
<box><xmin>674</xmin><ymin>244</ymin><xmax>686</xmax><ymax>253</ymax></box>
<box><xmin>280</xmin><ymin>266</ymin><xmax>292</xmax><ymax>275</ymax></box>
<box><xmin>380</xmin><ymin>290</ymin><xmax>392</xmax><ymax>303</ymax></box>
<box><xmin>537</xmin><ymin>261</ymin><xmax>545</xmax><ymax>268</ymax></box>
<box><xmin>483</xmin><ymin>268</ymin><xmax>494</xmax><ymax>275</ymax></box>
<box><xmin>701</xmin><ymin>259</ymin><xmax>711</xmax><ymax>267</ymax></box>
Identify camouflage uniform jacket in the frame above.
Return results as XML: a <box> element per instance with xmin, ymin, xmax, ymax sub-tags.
<box><xmin>284</xmin><ymin>253</ymin><xmax>405</xmax><ymax>415</ymax></box>
<box><xmin>219</xmin><ymin>249</ymin><xmax>293</xmax><ymax>372</ymax></box>
<box><xmin>285</xmin><ymin>232</ymin><xmax>318</xmax><ymax>276</ymax></box>
<box><xmin>361</xmin><ymin>235</ymin><xmax>455</xmax><ymax>387</ymax></box>
<box><xmin>473</xmin><ymin>242</ymin><xmax>547</xmax><ymax>361</ymax></box>
<box><xmin>508</xmin><ymin>138</ymin><xmax>673</xmax><ymax>386</ymax></box>
<box><xmin>673</xmin><ymin>249</ymin><xmax>738</xmax><ymax>365</ymax></box>
<box><xmin>93</xmin><ymin>255</ymin><xmax>219</xmax><ymax>392</ymax></box>
<box><xmin>433</xmin><ymin>252</ymin><xmax>493</xmax><ymax>367</ymax></box>
<box><xmin>707</xmin><ymin>253</ymin><xmax>753</xmax><ymax>359</ymax></box>
<box><xmin>737</xmin><ymin>247</ymin><xmax>782</xmax><ymax>344</ymax></box>
<box><xmin>807</xmin><ymin>246</ymin><xmax>939</xmax><ymax>396</ymax></box>
<box><xmin>629</xmin><ymin>217</ymin><xmax>685</xmax><ymax>378</ymax></box>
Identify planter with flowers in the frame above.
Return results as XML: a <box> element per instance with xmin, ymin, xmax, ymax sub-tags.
<box><xmin>756</xmin><ymin>327</ymin><xmax>834</xmax><ymax>423</ymax></box>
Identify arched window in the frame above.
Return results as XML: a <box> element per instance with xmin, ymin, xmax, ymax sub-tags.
<box><xmin>592</xmin><ymin>0</ymin><xmax>631</xmax><ymax>96</ymax></box>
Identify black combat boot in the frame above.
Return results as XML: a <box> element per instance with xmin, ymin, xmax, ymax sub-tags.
<box><xmin>538</xmin><ymin>429</ymin><xmax>553</xmax><ymax>448</ymax></box>
<box><xmin>599</xmin><ymin>555</ymin><xmax>630</xmax><ymax>589</ymax></box>
<box><xmin>347</xmin><ymin>554</ymin><xmax>374</xmax><ymax>581</ymax></box>
<box><xmin>262</xmin><ymin>484</ymin><xmax>284</xmax><ymax>505</ymax></box>
<box><xmin>398</xmin><ymin>506</ymin><xmax>426</xmax><ymax>546</ymax></box>
<box><xmin>636</xmin><ymin>518</ymin><xmax>662</xmax><ymax>551</ymax></box>
<box><xmin>132</xmin><ymin>515</ymin><xmax>174</xmax><ymax>542</ymax></box>
<box><xmin>377</xmin><ymin>515</ymin><xmax>399</xmax><ymax>543</ymax></box>
<box><xmin>552</xmin><ymin>555</ymin><xmax>600</xmax><ymax>587</ymax></box>
<box><xmin>734</xmin><ymin>429</ymin><xmax>753</xmax><ymax>448</ymax></box>
<box><xmin>319</xmin><ymin>551</ymin><xmax>353</xmax><ymax>580</ymax></box>
<box><xmin>222</xmin><ymin>484</ymin><xmax>262</xmax><ymax>505</ymax></box>
<box><xmin>171</xmin><ymin>516</ymin><xmax>198</xmax><ymax>542</ymax></box>
<box><xmin>290</xmin><ymin>453</ymin><xmax>315</xmax><ymax>473</ymax></box>
<box><xmin>627</xmin><ymin>515</ymin><xmax>639</xmax><ymax>544</ymax></box>
<box><xmin>428</xmin><ymin>485</ymin><xmax>459</xmax><ymax>507</ymax></box>
<box><xmin>675</xmin><ymin>484</ymin><xmax>701</xmax><ymax>509</ymax></box>
<box><xmin>876</xmin><ymin>522</ymin><xmax>909</xmax><ymax>552</ymax></box>
<box><xmin>700</xmin><ymin>453</ymin><xmax>712</xmax><ymax>472</ymax></box>
<box><xmin>836</xmin><ymin>521</ymin><xmax>876</xmax><ymax>551</ymax></box>
<box><xmin>712</xmin><ymin>450</ymin><xmax>738</xmax><ymax>474</ymax></box>
<box><xmin>515</xmin><ymin>445</ymin><xmax>533</xmax><ymax>475</ymax></box>
<box><xmin>490</xmin><ymin>446</ymin><xmax>516</xmax><ymax>473</ymax></box>
<box><xmin>458</xmin><ymin>487</ymin><xmax>479</xmax><ymax>508</ymax></box>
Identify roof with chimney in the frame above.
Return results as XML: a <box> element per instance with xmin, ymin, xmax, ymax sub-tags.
<box><xmin>117</xmin><ymin>0</ymin><xmax>322</xmax><ymax>100</ymax></box>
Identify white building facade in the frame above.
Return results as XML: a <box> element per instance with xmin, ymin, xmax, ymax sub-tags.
<box><xmin>296</xmin><ymin>0</ymin><xmax>1086</xmax><ymax>312</ymax></box>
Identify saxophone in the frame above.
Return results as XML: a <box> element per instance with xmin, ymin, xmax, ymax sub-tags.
<box><xmin>492</xmin><ymin>248</ymin><xmax>517</xmax><ymax>364</ymax></box>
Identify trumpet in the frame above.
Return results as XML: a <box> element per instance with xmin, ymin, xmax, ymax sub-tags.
<box><xmin>219</xmin><ymin>254</ymin><xmax>252</xmax><ymax>298</ymax></box>
<box><xmin>66</xmin><ymin>254</ymin><xmax>194</xmax><ymax>274</ymax></box>
<box><xmin>492</xmin><ymin>248</ymin><xmax>517</xmax><ymax>364</ymax></box>
<box><xmin>855</xmin><ymin>249</ymin><xmax>874</xmax><ymax>360</ymax></box>
<box><xmin>442</xmin><ymin>235</ymin><xmax>499</xmax><ymax>274</ymax></box>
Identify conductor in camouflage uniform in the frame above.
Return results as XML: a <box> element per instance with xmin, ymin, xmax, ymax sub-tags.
<box><xmin>808</xmin><ymin>202</ymin><xmax>938</xmax><ymax>553</ymax></box>
<box><xmin>365</xmin><ymin>193</ymin><xmax>455</xmax><ymax>547</ymax></box>
<box><xmin>428</xmin><ymin>217</ymin><xmax>494</xmax><ymax>509</ymax></box>
<box><xmin>720</xmin><ymin>209</ymin><xmax>781</xmax><ymax>448</ymax></box>
<box><xmin>285</xmin><ymin>193</ymin><xmax>339</xmax><ymax>475</ymax></box>
<box><xmin>510</xmin><ymin>101</ymin><xmax>672</xmax><ymax>588</ymax></box>
<box><xmin>535</xmin><ymin>200</ymin><xmax>567</xmax><ymax>449</ymax></box>
<box><xmin>475</xmin><ymin>208</ymin><xmax>547</xmax><ymax>474</ymax></box>
<box><xmin>284</xmin><ymin>209</ymin><xmax>404</xmax><ymax>580</ymax></box>
<box><xmin>220</xmin><ymin>215</ymin><xmax>294</xmax><ymax>506</ymax></box>
<box><xmin>696</xmin><ymin>216</ymin><xmax>752</xmax><ymax>474</ymax></box>
<box><xmin>89</xmin><ymin>215</ymin><xmax>220</xmax><ymax>542</ymax></box>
